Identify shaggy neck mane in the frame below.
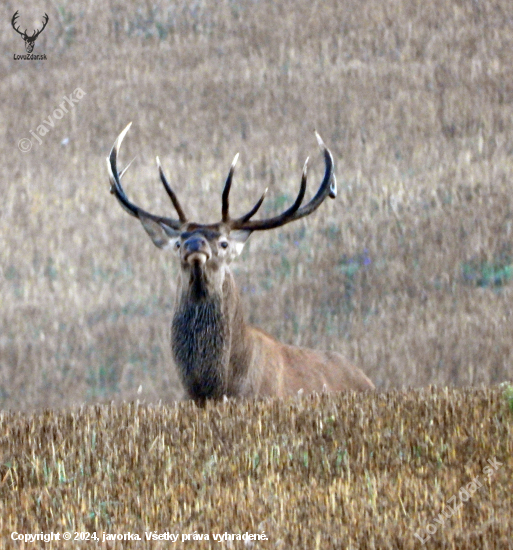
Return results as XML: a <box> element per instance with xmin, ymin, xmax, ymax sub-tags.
<box><xmin>171</xmin><ymin>277</ymin><xmax>229</xmax><ymax>403</ymax></box>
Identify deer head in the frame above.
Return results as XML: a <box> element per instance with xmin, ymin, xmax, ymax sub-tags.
<box><xmin>12</xmin><ymin>11</ymin><xmax>48</xmax><ymax>53</ymax></box>
<box><xmin>107</xmin><ymin>124</ymin><xmax>373</xmax><ymax>402</ymax></box>
<box><xmin>107</xmin><ymin>123</ymin><xmax>336</xmax><ymax>298</ymax></box>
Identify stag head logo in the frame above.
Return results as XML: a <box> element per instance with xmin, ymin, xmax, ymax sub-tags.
<box><xmin>11</xmin><ymin>11</ymin><xmax>48</xmax><ymax>53</ymax></box>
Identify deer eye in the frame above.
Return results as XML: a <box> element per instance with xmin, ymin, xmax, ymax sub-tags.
<box><xmin>220</xmin><ymin>241</ymin><xmax>229</xmax><ymax>249</ymax></box>
<box><xmin>174</xmin><ymin>241</ymin><xmax>181</xmax><ymax>250</ymax></box>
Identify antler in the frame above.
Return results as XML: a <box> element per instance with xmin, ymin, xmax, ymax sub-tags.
<box><xmin>31</xmin><ymin>13</ymin><xmax>49</xmax><ymax>41</ymax></box>
<box><xmin>221</xmin><ymin>153</ymin><xmax>268</xmax><ymax>225</ymax></box>
<box><xmin>11</xmin><ymin>11</ymin><xmax>25</xmax><ymax>37</ymax></box>
<box><xmin>107</xmin><ymin>123</ymin><xmax>187</xmax><ymax>230</ymax></box>
<box><xmin>107</xmin><ymin>124</ymin><xmax>336</xmax><ymax>234</ymax></box>
<box><xmin>11</xmin><ymin>11</ymin><xmax>48</xmax><ymax>39</ymax></box>
<box><xmin>222</xmin><ymin>131</ymin><xmax>336</xmax><ymax>232</ymax></box>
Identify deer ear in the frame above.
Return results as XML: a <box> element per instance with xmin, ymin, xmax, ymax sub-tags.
<box><xmin>138</xmin><ymin>216</ymin><xmax>180</xmax><ymax>250</ymax></box>
<box><xmin>229</xmin><ymin>229</ymin><xmax>252</xmax><ymax>258</ymax></box>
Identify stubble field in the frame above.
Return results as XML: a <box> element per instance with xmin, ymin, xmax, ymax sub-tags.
<box><xmin>1</xmin><ymin>387</ymin><xmax>512</xmax><ymax>549</ymax></box>
<box><xmin>1</xmin><ymin>0</ymin><xmax>512</xmax><ymax>407</ymax></box>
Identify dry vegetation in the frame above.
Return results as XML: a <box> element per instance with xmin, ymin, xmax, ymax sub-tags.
<box><xmin>0</xmin><ymin>0</ymin><xmax>512</xmax><ymax>407</ymax></box>
<box><xmin>1</xmin><ymin>387</ymin><xmax>512</xmax><ymax>549</ymax></box>
<box><xmin>1</xmin><ymin>0</ymin><xmax>513</xmax><ymax>545</ymax></box>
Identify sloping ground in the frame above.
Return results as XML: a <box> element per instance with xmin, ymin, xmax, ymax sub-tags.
<box><xmin>1</xmin><ymin>387</ymin><xmax>511</xmax><ymax>548</ymax></box>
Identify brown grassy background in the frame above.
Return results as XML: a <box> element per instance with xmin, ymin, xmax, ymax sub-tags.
<box><xmin>1</xmin><ymin>0</ymin><xmax>513</xmax><ymax>409</ymax></box>
<box><xmin>1</xmin><ymin>387</ymin><xmax>512</xmax><ymax>549</ymax></box>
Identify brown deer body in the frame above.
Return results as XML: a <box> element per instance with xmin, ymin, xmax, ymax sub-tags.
<box><xmin>107</xmin><ymin>124</ymin><xmax>374</xmax><ymax>403</ymax></box>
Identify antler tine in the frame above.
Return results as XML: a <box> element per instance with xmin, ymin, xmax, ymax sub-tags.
<box><xmin>315</xmin><ymin>131</ymin><xmax>337</xmax><ymax>199</ymax></box>
<box><xmin>11</xmin><ymin>11</ymin><xmax>23</xmax><ymax>35</ymax></box>
<box><xmin>222</xmin><ymin>153</ymin><xmax>239</xmax><ymax>222</ymax></box>
<box><xmin>329</xmin><ymin>173</ymin><xmax>337</xmax><ymax>199</ymax></box>
<box><xmin>156</xmin><ymin>157</ymin><xmax>187</xmax><ymax>223</ymax></box>
<box><xmin>34</xmin><ymin>13</ymin><xmax>49</xmax><ymax>37</ymax></box>
<box><xmin>234</xmin><ymin>187</ymin><xmax>268</xmax><ymax>224</ymax></box>
<box><xmin>221</xmin><ymin>153</ymin><xmax>270</xmax><ymax>225</ymax></box>
<box><xmin>119</xmin><ymin>156</ymin><xmax>136</xmax><ymax>179</ymax></box>
<box><xmin>276</xmin><ymin>157</ymin><xmax>309</xmax><ymax>219</ymax></box>
<box><xmin>107</xmin><ymin>123</ymin><xmax>136</xmax><ymax>216</ymax></box>
<box><xmin>229</xmin><ymin>131</ymin><xmax>334</xmax><ymax>232</ymax></box>
<box><xmin>107</xmin><ymin>123</ymin><xmax>183</xmax><ymax>229</ymax></box>
<box><xmin>229</xmin><ymin>158</ymin><xmax>307</xmax><ymax>228</ymax></box>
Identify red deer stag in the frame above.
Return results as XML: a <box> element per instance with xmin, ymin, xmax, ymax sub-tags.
<box><xmin>107</xmin><ymin>124</ymin><xmax>374</xmax><ymax>403</ymax></box>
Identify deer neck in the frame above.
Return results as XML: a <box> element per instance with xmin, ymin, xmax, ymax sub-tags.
<box><xmin>171</xmin><ymin>264</ymin><xmax>248</xmax><ymax>402</ymax></box>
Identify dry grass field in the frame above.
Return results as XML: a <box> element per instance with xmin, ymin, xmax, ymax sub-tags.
<box><xmin>1</xmin><ymin>387</ymin><xmax>512</xmax><ymax>549</ymax></box>
<box><xmin>1</xmin><ymin>0</ymin><xmax>513</xmax><ymax>546</ymax></box>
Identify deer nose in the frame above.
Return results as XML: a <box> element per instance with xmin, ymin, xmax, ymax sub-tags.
<box><xmin>183</xmin><ymin>236</ymin><xmax>211</xmax><ymax>263</ymax></box>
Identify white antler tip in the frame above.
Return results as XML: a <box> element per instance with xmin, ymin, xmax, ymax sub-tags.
<box><xmin>121</xmin><ymin>121</ymin><xmax>132</xmax><ymax>137</ymax></box>
<box><xmin>232</xmin><ymin>153</ymin><xmax>239</xmax><ymax>168</ymax></box>
<box><xmin>329</xmin><ymin>174</ymin><xmax>337</xmax><ymax>198</ymax></box>
<box><xmin>314</xmin><ymin>130</ymin><xmax>326</xmax><ymax>150</ymax></box>
<box><xmin>302</xmin><ymin>156</ymin><xmax>309</xmax><ymax>174</ymax></box>
<box><xmin>114</xmin><ymin>122</ymin><xmax>132</xmax><ymax>152</ymax></box>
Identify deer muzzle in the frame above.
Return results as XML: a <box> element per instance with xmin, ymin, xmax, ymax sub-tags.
<box><xmin>183</xmin><ymin>236</ymin><xmax>211</xmax><ymax>265</ymax></box>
